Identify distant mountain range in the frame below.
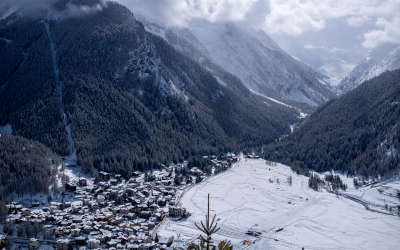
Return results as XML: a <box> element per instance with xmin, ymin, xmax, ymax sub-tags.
<box><xmin>337</xmin><ymin>43</ymin><xmax>400</xmax><ymax>94</ymax></box>
<box><xmin>136</xmin><ymin>15</ymin><xmax>335</xmax><ymax>109</ymax></box>
<box><xmin>0</xmin><ymin>0</ymin><xmax>299</xmax><ymax>174</ymax></box>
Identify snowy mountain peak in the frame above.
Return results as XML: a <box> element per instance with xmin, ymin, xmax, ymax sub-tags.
<box><xmin>136</xmin><ymin>16</ymin><xmax>334</xmax><ymax>109</ymax></box>
<box><xmin>337</xmin><ymin>43</ymin><xmax>400</xmax><ymax>94</ymax></box>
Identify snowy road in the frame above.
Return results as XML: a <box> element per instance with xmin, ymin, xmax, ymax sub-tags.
<box><xmin>158</xmin><ymin>159</ymin><xmax>400</xmax><ymax>249</ymax></box>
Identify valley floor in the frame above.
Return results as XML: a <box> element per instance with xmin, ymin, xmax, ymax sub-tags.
<box><xmin>158</xmin><ymin>159</ymin><xmax>400</xmax><ymax>249</ymax></box>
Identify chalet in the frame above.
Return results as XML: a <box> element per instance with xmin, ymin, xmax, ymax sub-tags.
<box><xmin>29</xmin><ymin>238</ymin><xmax>41</xmax><ymax>250</ymax></box>
<box><xmin>70</xmin><ymin>228</ymin><xmax>80</xmax><ymax>237</ymax></box>
<box><xmin>139</xmin><ymin>211</ymin><xmax>152</xmax><ymax>219</ymax></box>
<box><xmin>57</xmin><ymin>239</ymin><xmax>71</xmax><ymax>250</ymax></box>
<box><xmin>76</xmin><ymin>236</ymin><xmax>86</xmax><ymax>245</ymax></box>
<box><xmin>65</xmin><ymin>182</ymin><xmax>77</xmax><ymax>191</ymax></box>
<box><xmin>110</xmin><ymin>179</ymin><xmax>119</xmax><ymax>185</ymax></box>
<box><xmin>87</xmin><ymin>238</ymin><xmax>100</xmax><ymax>249</ymax></box>
<box><xmin>189</xmin><ymin>167</ymin><xmax>203</xmax><ymax>175</ymax></box>
<box><xmin>142</xmin><ymin>190</ymin><xmax>150</xmax><ymax>196</ymax></box>
<box><xmin>83</xmin><ymin>225</ymin><xmax>91</xmax><ymax>234</ymax></box>
<box><xmin>132</xmin><ymin>171</ymin><xmax>140</xmax><ymax>177</ymax></box>
<box><xmin>120</xmin><ymin>207</ymin><xmax>130</xmax><ymax>214</ymax></box>
<box><xmin>15</xmin><ymin>204</ymin><xmax>23</xmax><ymax>212</ymax></box>
<box><xmin>21</xmin><ymin>208</ymin><xmax>31</xmax><ymax>216</ymax></box>
<box><xmin>79</xmin><ymin>178</ymin><xmax>87</xmax><ymax>186</ymax></box>
<box><xmin>99</xmin><ymin>171</ymin><xmax>111</xmax><ymax>181</ymax></box>
<box><xmin>31</xmin><ymin>202</ymin><xmax>40</xmax><ymax>207</ymax></box>
<box><xmin>169</xmin><ymin>206</ymin><xmax>188</xmax><ymax>217</ymax></box>
<box><xmin>97</xmin><ymin>195</ymin><xmax>105</xmax><ymax>203</ymax></box>
<box><xmin>135</xmin><ymin>192</ymin><xmax>146</xmax><ymax>202</ymax></box>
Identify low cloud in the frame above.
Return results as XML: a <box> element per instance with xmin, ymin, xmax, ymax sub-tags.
<box><xmin>362</xmin><ymin>16</ymin><xmax>400</xmax><ymax>48</ymax></box>
<box><xmin>115</xmin><ymin>0</ymin><xmax>400</xmax><ymax>49</ymax></box>
<box><xmin>0</xmin><ymin>0</ymin><xmax>107</xmax><ymax>20</ymax></box>
<box><xmin>115</xmin><ymin>0</ymin><xmax>262</xmax><ymax>27</ymax></box>
<box><xmin>1</xmin><ymin>0</ymin><xmax>399</xmax><ymax>48</ymax></box>
<box><xmin>50</xmin><ymin>1</ymin><xmax>107</xmax><ymax>19</ymax></box>
<box><xmin>347</xmin><ymin>15</ymin><xmax>370</xmax><ymax>27</ymax></box>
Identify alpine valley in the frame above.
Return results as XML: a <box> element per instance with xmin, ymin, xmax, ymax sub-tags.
<box><xmin>0</xmin><ymin>1</ymin><xmax>399</xmax><ymax>250</ymax></box>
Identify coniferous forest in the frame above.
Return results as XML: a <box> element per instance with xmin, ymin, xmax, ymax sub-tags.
<box><xmin>263</xmin><ymin>69</ymin><xmax>400</xmax><ymax>179</ymax></box>
<box><xmin>0</xmin><ymin>0</ymin><xmax>399</xmax><ymax>199</ymax></box>
<box><xmin>0</xmin><ymin>0</ymin><xmax>298</xmax><ymax>177</ymax></box>
<box><xmin>0</xmin><ymin>132</ymin><xmax>61</xmax><ymax>197</ymax></box>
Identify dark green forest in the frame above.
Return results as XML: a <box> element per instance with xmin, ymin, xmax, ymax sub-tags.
<box><xmin>0</xmin><ymin>0</ymin><xmax>299</xmax><ymax>176</ymax></box>
<box><xmin>0</xmin><ymin>132</ymin><xmax>61</xmax><ymax>197</ymax></box>
<box><xmin>263</xmin><ymin>69</ymin><xmax>400</xmax><ymax>179</ymax></box>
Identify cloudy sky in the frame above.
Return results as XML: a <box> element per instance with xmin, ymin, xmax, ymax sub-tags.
<box><xmin>115</xmin><ymin>0</ymin><xmax>400</xmax><ymax>49</ymax></box>
<box><xmin>1</xmin><ymin>0</ymin><xmax>399</xmax><ymax>49</ymax></box>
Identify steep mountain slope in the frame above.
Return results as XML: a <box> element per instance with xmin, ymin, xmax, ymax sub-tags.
<box><xmin>138</xmin><ymin>16</ymin><xmax>334</xmax><ymax>109</ymax></box>
<box><xmin>0</xmin><ymin>132</ymin><xmax>61</xmax><ymax>197</ymax></box>
<box><xmin>337</xmin><ymin>43</ymin><xmax>400</xmax><ymax>94</ymax></box>
<box><xmin>263</xmin><ymin>69</ymin><xmax>400</xmax><ymax>178</ymax></box>
<box><xmin>0</xmin><ymin>0</ymin><xmax>299</xmax><ymax>175</ymax></box>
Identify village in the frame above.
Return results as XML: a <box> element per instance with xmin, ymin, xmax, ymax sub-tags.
<box><xmin>0</xmin><ymin>155</ymin><xmax>238</xmax><ymax>250</ymax></box>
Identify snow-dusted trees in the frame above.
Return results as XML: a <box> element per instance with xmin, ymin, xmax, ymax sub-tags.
<box><xmin>264</xmin><ymin>69</ymin><xmax>400</xmax><ymax>180</ymax></box>
<box><xmin>325</xmin><ymin>173</ymin><xmax>347</xmax><ymax>190</ymax></box>
<box><xmin>0</xmin><ymin>132</ymin><xmax>61</xmax><ymax>197</ymax></box>
<box><xmin>1</xmin><ymin>0</ymin><xmax>298</xmax><ymax>179</ymax></box>
<box><xmin>308</xmin><ymin>174</ymin><xmax>323</xmax><ymax>191</ymax></box>
<box><xmin>287</xmin><ymin>175</ymin><xmax>293</xmax><ymax>185</ymax></box>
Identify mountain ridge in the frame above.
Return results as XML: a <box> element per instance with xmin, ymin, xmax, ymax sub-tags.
<box><xmin>337</xmin><ymin>43</ymin><xmax>400</xmax><ymax>94</ymax></box>
<box><xmin>137</xmin><ymin>15</ymin><xmax>335</xmax><ymax>109</ymax></box>
<box><xmin>0</xmin><ymin>0</ymin><xmax>299</xmax><ymax>175</ymax></box>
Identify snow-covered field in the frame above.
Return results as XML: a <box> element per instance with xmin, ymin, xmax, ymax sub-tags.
<box><xmin>158</xmin><ymin>159</ymin><xmax>400</xmax><ymax>249</ymax></box>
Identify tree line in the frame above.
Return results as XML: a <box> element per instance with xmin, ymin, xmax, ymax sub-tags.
<box><xmin>263</xmin><ymin>69</ymin><xmax>400</xmax><ymax>180</ymax></box>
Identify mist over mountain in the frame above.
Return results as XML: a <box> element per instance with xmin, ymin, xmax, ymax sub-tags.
<box><xmin>270</xmin><ymin>17</ymin><xmax>374</xmax><ymax>88</ymax></box>
<box><xmin>137</xmin><ymin>15</ymin><xmax>335</xmax><ymax>109</ymax></box>
<box><xmin>0</xmin><ymin>0</ymin><xmax>299</xmax><ymax>175</ymax></box>
<box><xmin>337</xmin><ymin>43</ymin><xmax>400</xmax><ymax>94</ymax></box>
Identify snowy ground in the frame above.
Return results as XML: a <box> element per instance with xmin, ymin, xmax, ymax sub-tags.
<box><xmin>158</xmin><ymin>159</ymin><xmax>400</xmax><ymax>250</ymax></box>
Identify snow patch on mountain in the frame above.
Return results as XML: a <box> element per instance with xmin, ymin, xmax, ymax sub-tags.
<box><xmin>0</xmin><ymin>5</ymin><xmax>18</xmax><ymax>20</ymax></box>
<box><xmin>187</xmin><ymin>21</ymin><xmax>333</xmax><ymax>106</ymax></box>
<box><xmin>337</xmin><ymin>43</ymin><xmax>400</xmax><ymax>94</ymax></box>
<box><xmin>0</xmin><ymin>123</ymin><xmax>12</xmax><ymax>135</ymax></box>
<box><xmin>361</xmin><ymin>46</ymin><xmax>400</xmax><ymax>83</ymax></box>
<box><xmin>45</xmin><ymin>20</ymin><xmax>76</xmax><ymax>158</ymax></box>
<box><xmin>135</xmin><ymin>16</ymin><xmax>334</xmax><ymax>108</ymax></box>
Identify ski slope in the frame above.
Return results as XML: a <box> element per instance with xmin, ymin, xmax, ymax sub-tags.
<box><xmin>158</xmin><ymin>159</ymin><xmax>400</xmax><ymax>249</ymax></box>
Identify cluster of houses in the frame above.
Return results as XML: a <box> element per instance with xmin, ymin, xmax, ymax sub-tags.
<box><xmin>2</xmin><ymin>155</ymin><xmax>239</xmax><ymax>250</ymax></box>
<box><xmin>4</xmin><ymin>167</ymin><xmax>191</xmax><ymax>250</ymax></box>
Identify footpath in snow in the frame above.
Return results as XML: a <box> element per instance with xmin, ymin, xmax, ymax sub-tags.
<box><xmin>158</xmin><ymin>159</ymin><xmax>400</xmax><ymax>250</ymax></box>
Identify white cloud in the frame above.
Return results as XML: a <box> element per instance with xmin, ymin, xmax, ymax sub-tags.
<box><xmin>115</xmin><ymin>0</ymin><xmax>261</xmax><ymax>27</ymax></box>
<box><xmin>347</xmin><ymin>15</ymin><xmax>370</xmax><ymax>27</ymax></box>
<box><xmin>115</xmin><ymin>0</ymin><xmax>399</xmax><ymax>48</ymax></box>
<box><xmin>263</xmin><ymin>0</ymin><xmax>325</xmax><ymax>35</ymax></box>
<box><xmin>0</xmin><ymin>0</ymin><xmax>107</xmax><ymax>19</ymax></box>
<box><xmin>1</xmin><ymin>0</ymin><xmax>398</xmax><ymax>48</ymax></box>
<box><xmin>362</xmin><ymin>16</ymin><xmax>400</xmax><ymax>48</ymax></box>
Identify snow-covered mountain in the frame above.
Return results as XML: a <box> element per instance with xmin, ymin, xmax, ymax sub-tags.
<box><xmin>270</xmin><ymin>17</ymin><xmax>375</xmax><ymax>89</ymax></box>
<box><xmin>0</xmin><ymin>1</ymin><xmax>300</xmax><ymax>173</ymax></box>
<box><xmin>337</xmin><ymin>43</ymin><xmax>400</xmax><ymax>94</ymax></box>
<box><xmin>138</xmin><ymin>16</ymin><xmax>334</xmax><ymax>108</ymax></box>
